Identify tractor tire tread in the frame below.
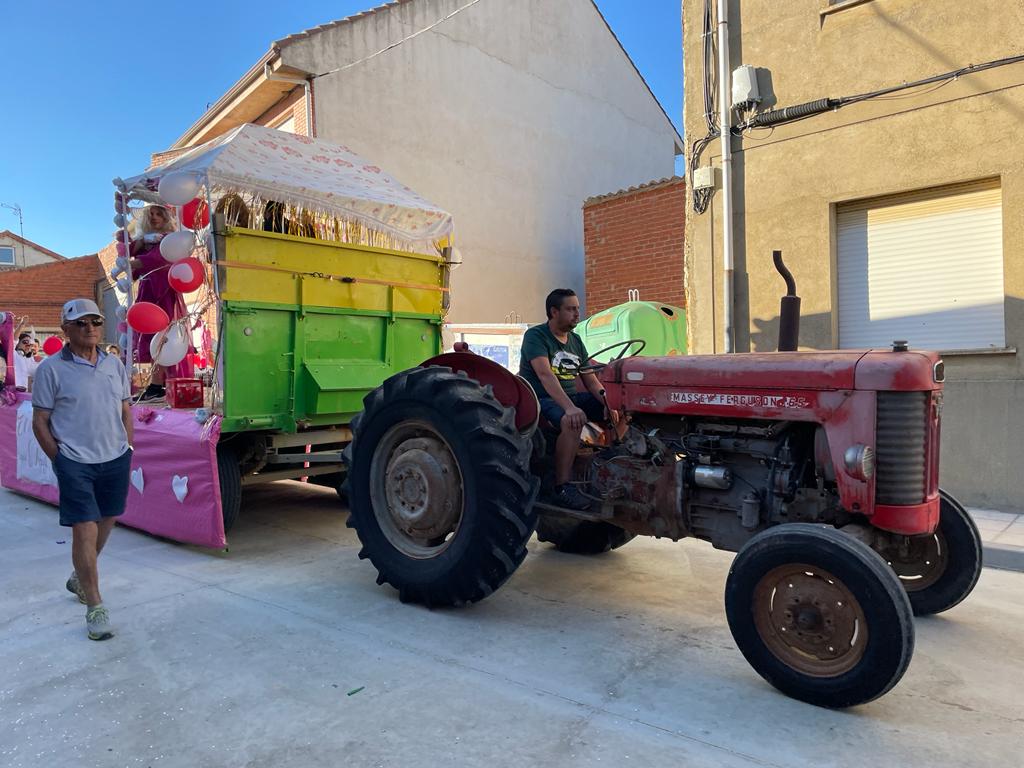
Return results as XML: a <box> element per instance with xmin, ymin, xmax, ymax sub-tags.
<box><xmin>348</xmin><ymin>366</ymin><xmax>537</xmax><ymax>607</ymax></box>
<box><xmin>725</xmin><ymin>523</ymin><xmax>914</xmax><ymax>708</ymax></box>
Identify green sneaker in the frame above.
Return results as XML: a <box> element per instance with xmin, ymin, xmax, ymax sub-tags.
<box><xmin>86</xmin><ymin>605</ymin><xmax>115</xmax><ymax>641</ymax></box>
<box><xmin>66</xmin><ymin>572</ymin><xmax>86</xmax><ymax>604</ymax></box>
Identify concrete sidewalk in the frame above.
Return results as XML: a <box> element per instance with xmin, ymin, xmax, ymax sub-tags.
<box><xmin>2</xmin><ymin>483</ymin><xmax>1024</xmax><ymax>768</ymax></box>
<box><xmin>968</xmin><ymin>508</ymin><xmax>1024</xmax><ymax>572</ymax></box>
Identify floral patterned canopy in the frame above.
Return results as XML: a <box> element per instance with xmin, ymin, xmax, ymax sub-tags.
<box><xmin>121</xmin><ymin>124</ymin><xmax>453</xmax><ymax>246</ymax></box>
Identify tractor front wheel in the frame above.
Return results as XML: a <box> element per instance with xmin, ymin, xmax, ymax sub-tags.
<box><xmin>875</xmin><ymin>489</ymin><xmax>983</xmax><ymax>616</ymax></box>
<box><xmin>725</xmin><ymin>524</ymin><xmax>914</xmax><ymax>708</ymax></box>
<box><xmin>346</xmin><ymin>366</ymin><xmax>539</xmax><ymax>606</ymax></box>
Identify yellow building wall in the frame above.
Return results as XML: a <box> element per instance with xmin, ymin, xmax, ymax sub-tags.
<box><xmin>682</xmin><ymin>0</ymin><xmax>1024</xmax><ymax>508</ymax></box>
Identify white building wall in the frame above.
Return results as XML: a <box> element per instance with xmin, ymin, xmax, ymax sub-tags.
<box><xmin>280</xmin><ymin>0</ymin><xmax>679</xmax><ymax>323</ymax></box>
<box><xmin>0</xmin><ymin>233</ymin><xmax>62</xmax><ymax>270</ymax></box>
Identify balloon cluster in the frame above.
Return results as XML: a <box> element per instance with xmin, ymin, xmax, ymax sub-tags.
<box><xmin>111</xmin><ymin>171</ymin><xmax>211</xmax><ymax>369</ymax></box>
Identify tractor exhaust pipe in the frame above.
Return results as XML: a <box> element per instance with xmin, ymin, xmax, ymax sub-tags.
<box><xmin>774</xmin><ymin>250</ymin><xmax>801</xmax><ymax>352</ymax></box>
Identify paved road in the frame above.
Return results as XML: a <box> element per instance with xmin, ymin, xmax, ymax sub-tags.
<box><xmin>2</xmin><ymin>482</ymin><xmax>1022</xmax><ymax>768</ymax></box>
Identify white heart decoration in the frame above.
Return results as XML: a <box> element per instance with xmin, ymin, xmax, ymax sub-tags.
<box><xmin>130</xmin><ymin>467</ymin><xmax>145</xmax><ymax>495</ymax></box>
<box><xmin>171</xmin><ymin>475</ymin><xmax>189</xmax><ymax>503</ymax></box>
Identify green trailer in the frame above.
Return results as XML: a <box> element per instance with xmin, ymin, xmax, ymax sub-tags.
<box><xmin>116</xmin><ymin>124</ymin><xmax>454</xmax><ymax>531</ymax></box>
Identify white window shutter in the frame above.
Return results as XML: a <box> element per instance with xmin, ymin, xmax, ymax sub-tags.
<box><xmin>837</xmin><ymin>179</ymin><xmax>1005</xmax><ymax>351</ymax></box>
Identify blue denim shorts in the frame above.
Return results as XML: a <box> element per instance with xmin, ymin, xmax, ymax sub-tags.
<box><xmin>53</xmin><ymin>449</ymin><xmax>132</xmax><ymax>527</ymax></box>
<box><xmin>538</xmin><ymin>391</ymin><xmax>605</xmax><ymax>428</ymax></box>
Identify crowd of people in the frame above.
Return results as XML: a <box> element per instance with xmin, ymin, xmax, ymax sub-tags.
<box><xmin>9</xmin><ymin>330</ymin><xmax>120</xmax><ymax>391</ymax></box>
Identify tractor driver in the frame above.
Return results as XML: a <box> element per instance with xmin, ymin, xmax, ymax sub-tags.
<box><xmin>519</xmin><ymin>289</ymin><xmax>620</xmax><ymax>510</ymax></box>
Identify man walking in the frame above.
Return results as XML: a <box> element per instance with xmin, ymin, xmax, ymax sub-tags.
<box><xmin>32</xmin><ymin>298</ymin><xmax>133</xmax><ymax>640</ymax></box>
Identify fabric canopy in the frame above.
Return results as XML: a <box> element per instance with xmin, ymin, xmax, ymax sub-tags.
<box><xmin>120</xmin><ymin>124</ymin><xmax>453</xmax><ymax>245</ymax></box>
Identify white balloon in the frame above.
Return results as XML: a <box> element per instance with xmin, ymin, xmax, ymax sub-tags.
<box><xmin>118</xmin><ymin>332</ymin><xmax>128</xmax><ymax>349</ymax></box>
<box><xmin>116</xmin><ymin>305</ymin><xmax>128</xmax><ymax>321</ymax></box>
<box><xmin>159</xmin><ymin>231</ymin><xmax>194</xmax><ymax>263</ymax></box>
<box><xmin>111</xmin><ymin>264</ymin><xmax>125</xmax><ymax>279</ymax></box>
<box><xmin>0</xmin><ymin>312</ymin><xmax>7</xmax><ymax>324</ymax></box>
<box><xmin>149</xmin><ymin>323</ymin><xmax>189</xmax><ymax>367</ymax></box>
<box><xmin>113</xmin><ymin>213</ymin><xmax>128</xmax><ymax>228</ymax></box>
<box><xmin>116</xmin><ymin>277</ymin><xmax>130</xmax><ymax>293</ymax></box>
<box><xmin>158</xmin><ymin>172</ymin><xmax>200</xmax><ymax>206</ymax></box>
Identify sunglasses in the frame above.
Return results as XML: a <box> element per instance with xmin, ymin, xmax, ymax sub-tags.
<box><xmin>72</xmin><ymin>319</ymin><xmax>104</xmax><ymax>328</ymax></box>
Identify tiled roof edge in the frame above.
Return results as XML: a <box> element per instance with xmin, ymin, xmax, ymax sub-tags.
<box><xmin>583</xmin><ymin>176</ymin><xmax>685</xmax><ymax>207</ymax></box>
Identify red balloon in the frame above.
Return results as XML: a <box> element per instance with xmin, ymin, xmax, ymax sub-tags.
<box><xmin>126</xmin><ymin>302</ymin><xmax>170</xmax><ymax>334</ymax></box>
<box><xmin>42</xmin><ymin>337</ymin><xmax>64</xmax><ymax>356</ymax></box>
<box><xmin>168</xmin><ymin>257</ymin><xmax>205</xmax><ymax>293</ymax></box>
<box><xmin>181</xmin><ymin>198</ymin><xmax>210</xmax><ymax>230</ymax></box>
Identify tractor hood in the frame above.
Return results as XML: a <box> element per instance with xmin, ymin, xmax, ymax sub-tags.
<box><xmin>604</xmin><ymin>350</ymin><xmax>943</xmax><ymax>392</ymax></box>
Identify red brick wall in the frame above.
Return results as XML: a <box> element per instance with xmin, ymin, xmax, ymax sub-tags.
<box><xmin>583</xmin><ymin>177</ymin><xmax>686</xmax><ymax>315</ymax></box>
<box><xmin>0</xmin><ymin>256</ymin><xmax>105</xmax><ymax>328</ymax></box>
<box><xmin>255</xmin><ymin>87</ymin><xmax>309</xmax><ymax>135</ymax></box>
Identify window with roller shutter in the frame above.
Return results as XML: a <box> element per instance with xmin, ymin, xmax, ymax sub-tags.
<box><xmin>836</xmin><ymin>179</ymin><xmax>1005</xmax><ymax>352</ymax></box>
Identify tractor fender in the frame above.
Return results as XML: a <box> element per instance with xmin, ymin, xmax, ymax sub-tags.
<box><xmin>421</xmin><ymin>352</ymin><xmax>539</xmax><ymax>436</ymax></box>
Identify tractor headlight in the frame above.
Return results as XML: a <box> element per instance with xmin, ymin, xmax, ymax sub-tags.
<box><xmin>843</xmin><ymin>445</ymin><xmax>875</xmax><ymax>481</ymax></box>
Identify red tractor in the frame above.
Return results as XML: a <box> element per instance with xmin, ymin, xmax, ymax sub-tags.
<box><xmin>343</xmin><ymin>259</ymin><xmax>981</xmax><ymax>709</ymax></box>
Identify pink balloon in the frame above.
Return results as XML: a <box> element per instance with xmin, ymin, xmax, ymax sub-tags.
<box><xmin>168</xmin><ymin>257</ymin><xmax>205</xmax><ymax>293</ymax></box>
<box><xmin>42</xmin><ymin>337</ymin><xmax>64</xmax><ymax>356</ymax></box>
<box><xmin>126</xmin><ymin>302</ymin><xmax>170</xmax><ymax>334</ymax></box>
<box><xmin>117</xmin><ymin>321</ymin><xmax>128</xmax><ymax>333</ymax></box>
<box><xmin>116</xmin><ymin>241</ymin><xmax>127</xmax><ymax>257</ymax></box>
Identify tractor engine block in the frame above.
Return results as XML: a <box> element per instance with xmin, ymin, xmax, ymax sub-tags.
<box><xmin>588</xmin><ymin>421</ymin><xmax>841</xmax><ymax>550</ymax></box>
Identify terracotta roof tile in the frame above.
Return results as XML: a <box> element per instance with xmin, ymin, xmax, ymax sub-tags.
<box><xmin>0</xmin><ymin>256</ymin><xmax>105</xmax><ymax>327</ymax></box>
<box><xmin>583</xmin><ymin>176</ymin><xmax>685</xmax><ymax>207</ymax></box>
<box><xmin>273</xmin><ymin>0</ymin><xmax>415</xmax><ymax>48</ymax></box>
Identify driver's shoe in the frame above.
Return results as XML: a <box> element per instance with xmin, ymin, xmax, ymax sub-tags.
<box><xmin>551</xmin><ymin>483</ymin><xmax>592</xmax><ymax>511</ymax></box>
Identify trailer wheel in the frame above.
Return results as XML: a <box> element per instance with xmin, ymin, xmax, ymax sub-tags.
<box><xmin>536</xmin><ymin>516</ymin><xmax>635</xmax><ymax>554</ymax></box>
<box><xmin>216</xmin><ymin>442</ymin><xmax>242</xmax><ymax>534</ymax></box>
<box><xmin>725</xmin><ymin>524</ymin><xmax>914</xmax><ymax>708</ymax></box>
<box><xmin>876</xmin><ymin>489</ymin><xmax>983</xmax><ymax>616</ymax></box>
<box><xmin>346</xmin><ymin>366</ymin><xmax>539</xmax><ymax>606</ymax></box>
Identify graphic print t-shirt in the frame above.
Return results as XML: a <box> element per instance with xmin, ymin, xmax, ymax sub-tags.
<box><xmin>518</xmin><ymin>323</ymin><xmax>589</xmax><ymax>398</ymax></box>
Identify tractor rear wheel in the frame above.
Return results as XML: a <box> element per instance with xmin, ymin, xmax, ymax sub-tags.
<box><xmin>346</xmin><ymin>366</ymin><xmax>539</xmax><ymax>606</ymax></box>
<box><xmin>876</xmin><ymin>489</ymin><xmax>983</xmax><ymax>616</ymax></box>
<box><xmin>536</xmin><ymin>516</ymin><xmax>636</xmax><ymax>554</ymax></box>
<box><xmin>725</xmin><ymin>524</ymin><xmax>914</xmax><ymax>708</ymax></box>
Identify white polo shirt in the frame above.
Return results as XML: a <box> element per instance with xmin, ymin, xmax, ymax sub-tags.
<box><xmin>32</xmin><ymin>345</ymin><xmax>132</xmax><ymax>464</ymax></box>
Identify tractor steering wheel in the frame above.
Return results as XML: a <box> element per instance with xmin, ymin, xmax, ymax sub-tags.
<box><xmin>557</xmin><ymin>338</ymin><xmax>646</xmax><ymax>377</ymax></box>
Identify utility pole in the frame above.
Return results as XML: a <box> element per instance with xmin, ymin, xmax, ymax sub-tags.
<box><xmin>1</xmin><ymin>202</ymin><xmax>25</xmax><ymax>267</ymax></box>
<box><xmin>715</xmin><ymin>0</ymin><xmax>734</xmax><ymax>353</ymax></box>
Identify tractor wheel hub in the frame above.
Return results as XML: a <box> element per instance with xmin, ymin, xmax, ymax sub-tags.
<box><xmin>385</xmin><ymin>439</ymin><xmax>460</xmax><ymax>540</ymax></box>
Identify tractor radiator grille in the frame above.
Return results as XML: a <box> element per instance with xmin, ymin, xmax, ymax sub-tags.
<box><xmin>875</xmin><ymin>392</ymin><xmax>928</xmax><ymax>505</ymax></box>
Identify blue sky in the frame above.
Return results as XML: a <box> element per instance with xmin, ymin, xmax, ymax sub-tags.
<box><xmin>0</xmin><ymin>1</ymin><xmax>681</xmax><ymax>258</ymax></box>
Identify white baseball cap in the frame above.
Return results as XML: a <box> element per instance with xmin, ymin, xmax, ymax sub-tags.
<box><xmin>61</xmin><ymin>298</ymin><xmax>104</xmax><ymax>322</ymax></box>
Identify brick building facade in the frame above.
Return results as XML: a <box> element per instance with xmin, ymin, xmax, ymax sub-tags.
<box><xmin>0</xmin><ymin>256</ymin><xmax>105</xmax><ymax>334</ymax></box>
<box><xmin>583</xmin><ymin>176</ymin><xmax>686</xmax><ymax>315</ymax></box>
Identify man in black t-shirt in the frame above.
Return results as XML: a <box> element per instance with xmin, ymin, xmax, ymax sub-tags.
<box><xmin>518</xmin><ymin>289</ymin><xmax>619</xmax><ymax>510</ymax></box>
